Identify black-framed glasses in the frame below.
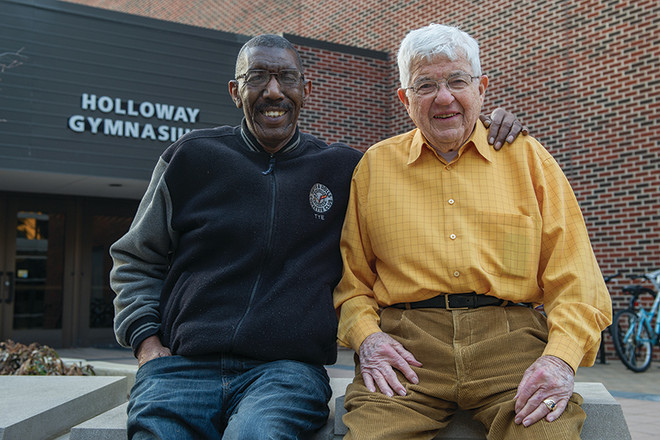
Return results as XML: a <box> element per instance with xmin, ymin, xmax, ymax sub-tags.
<box><xmin>405</xmin><ymin>72</ymin><xmax>479</xmax><ymax>96</ymax></box>
<box><xmin>236</xmin><ymin>69</ymin><xmax>304</xmax><ymax>87</ymax></box>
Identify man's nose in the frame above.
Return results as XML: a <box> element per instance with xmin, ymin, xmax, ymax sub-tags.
<box><xmin>433</xmin><ymin>84</ymin><xmax>455</xmax><ymax>105</ymax></box>
<box><xmin>263</xmin><ymin>75</ymin><xmax>285</xmax><ymax>99</ymax></box>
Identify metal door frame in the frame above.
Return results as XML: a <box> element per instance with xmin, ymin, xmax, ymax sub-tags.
<box><xmin>0</xmin><ymin>194</ymin><xmax>76</xmax><ymax>347</ymax></box>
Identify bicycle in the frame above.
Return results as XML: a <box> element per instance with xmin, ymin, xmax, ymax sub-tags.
<box><xmin>611</xmin><ymin>269</ymin><xmax>660</xmax><ymax>372</ymax></box>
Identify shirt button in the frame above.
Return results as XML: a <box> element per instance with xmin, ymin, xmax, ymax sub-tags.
<box><xmin>453</xmin><ymin>271</ymin><xmax>460</xmax><ymax>278</ymax></box>
<box><xmin>448</xmin><ymin>199</ymin><xmax>455</xmax><ymax>205</ymax></box>
<box><xmin>450</xmin><ymin>234</ymin><xmax>457</xmax><ymax>240</ymax></box>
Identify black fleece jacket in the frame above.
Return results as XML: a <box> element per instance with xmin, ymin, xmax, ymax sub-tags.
<box><xmin>110</xmin><ymin>124</ymin><xmax>362</xmax><ymax>365</ymax></box>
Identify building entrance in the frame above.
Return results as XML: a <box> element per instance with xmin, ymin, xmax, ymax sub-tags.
<box><xmin>0</xmin><ymin>196</ymin><xmax>70</xmax><ymax>347</ymax></box>
<box><xmin>0</xmin><ymin>193</ymin><xmax>137</xmax><ymax>348</ymax></box>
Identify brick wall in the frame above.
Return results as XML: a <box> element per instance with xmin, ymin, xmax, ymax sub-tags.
<box><xmin>294</xmin><ymin>44</ymin><xmax>391</xmax><ymax>153</ymax></box>
<box><xmin>66</xmin><ymin>0</ymin><xmax>660</xmax><ymax>360</ymax></box>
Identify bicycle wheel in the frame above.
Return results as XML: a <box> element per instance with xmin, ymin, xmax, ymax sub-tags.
<box><xmin>612</xmin><ymin>309</ymin><xmax>653</xmax><ymax>372</ymax></box>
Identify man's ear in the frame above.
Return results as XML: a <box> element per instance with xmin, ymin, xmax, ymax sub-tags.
<box><xmin>228</xmin><ymin>80</ymin><xmax>242</xmax><ymax>108</ymax></box>
<box><xmin>478</xmin><ymin>75</ymin><xmax>489</xmax><ymax>99</ymax></box>
<box><xmin>397</xmin><ymin>88</ymin><xmax>409</xmax><ymax>105</ymax></box>
<box><xmin>301</xmin><ymin>79</ymin><xmax>312</xmax><ymax>108</ymax></box>
<box><xmin>397</xmin><ymin>88</ymin><xmax>411</xmax><ymax>114</ymax></box>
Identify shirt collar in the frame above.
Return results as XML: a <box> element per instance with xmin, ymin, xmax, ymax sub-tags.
<box><xmin>240</xmin><ymin>118</ymin><xmax>301</xmax><ymax>155</ymax></box>
<box><xmin>467</xmin><ymin>121</ymin><xmax>495</xmax><ymax>163</ymax></box>
<box><xmin>407</xmin><ymin>129</ymin><xmax>427</xmax><ymax>165</ymax></box>
<box><xmin>407</xmin><ymin>120</ymin><xmax>493</xmax><ymax>165</ymax></box>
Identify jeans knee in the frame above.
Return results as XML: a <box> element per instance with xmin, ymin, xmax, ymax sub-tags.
<box><xmin>223</xmin><ymin>414</ymin><xmax>288</xmax><ymax>440</ymax></box>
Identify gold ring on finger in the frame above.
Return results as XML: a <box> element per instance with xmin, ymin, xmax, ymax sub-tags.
<box><xmin>543</xmin><ymin>399</ymin><xmax>557</xmax><ymax>412</ymax></box>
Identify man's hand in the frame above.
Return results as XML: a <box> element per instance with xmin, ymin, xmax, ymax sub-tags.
<box><xmin>480</xmin><ymin>107</ymin><xmax>528</xmax><ymax>150</ymax></box>
<box><xmin>358</xmin><ymin>332</ymin><xmax>422</xmax><ymax>397</ymax></box>
<box><xmin>136</xmin><ymin>335</ymin><xmax>172</xmax><ymax>367</ymax></box>
<box><xmin>514</xmin><ymin>355</ymin><xmax>575</xmax><ymax>427</ymax></box>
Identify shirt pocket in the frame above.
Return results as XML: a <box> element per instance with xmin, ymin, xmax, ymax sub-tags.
<box><xmin>477</xmin><ymin>213</ymin><xmax>539</xmax><ymax>278</ymax></box>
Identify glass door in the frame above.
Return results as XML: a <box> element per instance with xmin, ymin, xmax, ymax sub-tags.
<box><xmin>76</xmin><ymin>198</ymin><xmax>137</xmax><ymax>347</ymax></box>
<box><xmin>0</xmin><ymin>197</ymin><xmax>73</xmax><ymax>347</ymax></box>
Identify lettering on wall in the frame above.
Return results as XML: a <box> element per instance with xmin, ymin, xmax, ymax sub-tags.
<box><xmin>68</xmin><ymin>93</ymin><xmax>201</xmax><ymax>142</ymax></box>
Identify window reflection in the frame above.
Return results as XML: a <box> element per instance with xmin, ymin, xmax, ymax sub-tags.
<box><xmin>14</xmin><ymin>211</ymin><xmax>64</xmax><ymax>330</ymax></box>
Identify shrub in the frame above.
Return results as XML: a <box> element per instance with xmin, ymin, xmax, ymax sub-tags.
<box><xmin>0</xmin><ymin>340</ymin><xmax>94</xmax><ymax>376</ymax></box>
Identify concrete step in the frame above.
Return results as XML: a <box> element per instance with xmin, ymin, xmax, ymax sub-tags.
<box><xmin>0</xmin><ymin>376</ymin><xmax>127</xmax><ymax>440</ymax></box>
<box><xmin>69</xmin><ymin>403</ymin><xmax>128</xmax><ymax>440</ymax></box>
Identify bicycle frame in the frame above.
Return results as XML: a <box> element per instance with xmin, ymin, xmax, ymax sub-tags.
<box><xmin>612</xmin><ymin>269</ymin><xmax>660</xmax><ymax>372</ymax></box>
<box><xmin>631</xmin><ymin>269</ymin><xmax>660</xmax><ymax>345</ymax></box>
<box><xmin>632</xmin><ymin>309</ymin><xmax>659</xmax><ymax>346</ymax></box>
<box><xmin>635</xmin><ymin>270</ymin><xmax>660</xmax><ymax>345</ymax></box>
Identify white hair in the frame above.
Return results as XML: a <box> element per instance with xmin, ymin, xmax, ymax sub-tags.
<box><xmin>397</xmin><ymin>24</ymin><xmax>482</xmax><ymax>89</ymax></box>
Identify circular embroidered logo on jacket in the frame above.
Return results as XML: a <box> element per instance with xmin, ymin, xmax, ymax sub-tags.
<box><xmin>309</xmin><ymin>183</ymin><xmax>334</xmax><ymax>213</ymax></box>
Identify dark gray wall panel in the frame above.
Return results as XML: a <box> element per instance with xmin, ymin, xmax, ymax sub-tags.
<box><xmin>0</xmin><ymin>0</ymin><xmax>246</xmax><ymax>187</ymax></box>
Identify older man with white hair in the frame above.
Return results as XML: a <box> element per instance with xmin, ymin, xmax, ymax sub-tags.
<box><xmin>334</xmin><ymin>24</ymin><xmax>611</xmax><ymax>439</ymax></box>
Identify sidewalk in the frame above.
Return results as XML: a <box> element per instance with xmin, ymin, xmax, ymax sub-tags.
<box><xmin>58</xmin><ymin>346</ymin><xmax>660</xmax><ymax>440</ymax></box>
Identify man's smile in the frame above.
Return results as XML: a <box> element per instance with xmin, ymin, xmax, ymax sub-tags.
<box><xmin>263</xmin><ymin>109</ymin><xmax>287</xmax><ymax>118</ymax></box>
<box><xmin>434</xmin><ymin>112</ymin><xmax>459</xmax><ymax>119</ymax></box>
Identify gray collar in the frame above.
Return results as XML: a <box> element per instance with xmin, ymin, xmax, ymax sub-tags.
<box><xmin>240</xmin><ymin>120</ymin><xmax>301</xmax><ymax>155</ymax></box>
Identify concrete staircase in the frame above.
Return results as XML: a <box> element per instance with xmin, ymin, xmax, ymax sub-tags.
<box><xmin>0</xmin><ymin>365</ymin><xmax>632</xmax><ymax>440</ymax></box>
<box><xmin>0</xmin><ymin>376</ymin><xmax>127</xmax><ymax>440</ymax></box>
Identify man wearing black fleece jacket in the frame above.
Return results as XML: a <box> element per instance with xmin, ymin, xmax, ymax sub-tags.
<box><xmin>110</xmin><ymin>34</ymin><xmax>523</xmax><ymax>439</ymax></box>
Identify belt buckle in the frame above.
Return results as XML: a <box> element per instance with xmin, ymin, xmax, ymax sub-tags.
<box><xmin>444</xmin><ymin>294</ymin><xmax>469</xmax><ymax>310</ymax></box>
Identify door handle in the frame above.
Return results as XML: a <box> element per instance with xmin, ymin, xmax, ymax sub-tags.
<box><xmin>3</xmin><ymin>272</ymin><xmax>14</xmax><ymax>304</ymax></box>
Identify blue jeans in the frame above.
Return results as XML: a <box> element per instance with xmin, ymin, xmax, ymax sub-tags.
<box><xmin>127</xmin><ymin>354</ymin><xmax>332</xmax><ymax>439</ymax></box>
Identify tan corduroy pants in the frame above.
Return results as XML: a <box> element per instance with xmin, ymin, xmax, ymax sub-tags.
<box><xmin>343</xmin><ymin>306</ymin><xmax>585</xmax><ymax>440</ymax></box>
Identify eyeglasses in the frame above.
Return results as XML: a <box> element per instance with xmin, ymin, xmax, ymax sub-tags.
<box><xmin>236</xmin><ymin>69</ymin><xmax>304</xmax><ymax>88</ymax></box>
<box><xmin>405</xmin><ymin>73</ymin><xmax>480</xmax><ymax>96</ymax></box>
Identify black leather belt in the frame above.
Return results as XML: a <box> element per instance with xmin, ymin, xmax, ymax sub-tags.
<box><xmin>390</xmin><ymin>292</ymin><xmax>511</xmax><ymax>311</ymax></box>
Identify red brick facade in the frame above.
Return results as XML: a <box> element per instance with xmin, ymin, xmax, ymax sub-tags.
<box><xmin>293</xmin><ymin>44</ymin><xmax>392</xmax><ymax>154</ymax></box>
<box><xmin>66</xmin><ymin>0</ymin><xmax>660</xmax><ymax>360</ymax></box>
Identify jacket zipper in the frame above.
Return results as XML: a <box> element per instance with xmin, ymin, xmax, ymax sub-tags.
<box><xmin>230</xmin><ymin>155</ymin><xmax>277</xmax><ymax>349</ymax></box>
<box><xmin>262</xmin><ymin>154</ymin><xmax>275</xmax><ymax>175</ymax></box>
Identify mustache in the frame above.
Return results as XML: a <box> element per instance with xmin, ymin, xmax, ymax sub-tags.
<box><xmin>256</xmin><ymin>102</ymin><xmax>293</xmax><ymax>112</ymax></box>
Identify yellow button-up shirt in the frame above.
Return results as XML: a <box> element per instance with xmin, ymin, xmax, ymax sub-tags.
<box><xmin>334</xmin><ymin>121</ymin><xmax>612</xmax><ymax>372</ymax></box>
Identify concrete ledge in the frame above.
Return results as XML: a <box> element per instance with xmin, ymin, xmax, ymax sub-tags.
<box><xmin>0</xmin><ymin>376</ymin><xmax>127</xmax><ymax>440</ymax></box>
<box><xmin>62</xmin><ymin>358</ymin><xmax>137</xmax><ymax>396</ymax></box>
<box><xmin>69</xmin><ymin>377</ymin><xmax>352</xmax><ymax>440</ymax></box>
<box><xmin>66</xmin><ymin>379</ymin><xmax>630</xmax><ymax>440</ymax></box>
<box><xmin>578</xmin><ymin>382</ymin><xmax>632</xmax><ymax>440</ymax></box>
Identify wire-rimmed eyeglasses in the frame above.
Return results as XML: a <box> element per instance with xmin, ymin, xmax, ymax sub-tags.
<box><xmin>236</xmin><ymin>69</ymin><xmax>304</xmax><ymax>88</ymax></box>
<box><xmin>405</xmin><ymin>72</ymin><xmax>480</xmax><ymax>96</ymax></box>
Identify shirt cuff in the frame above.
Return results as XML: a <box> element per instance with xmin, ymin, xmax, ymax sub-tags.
<box><xmin>542</xmin><ymin>336</ymin><xmax>584</xmax><ymax>374</ymax></box>
<box><xmin>344</xmin><ymin>320</ymin><xmax>383</xmax><ymax>351</ymax></box>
